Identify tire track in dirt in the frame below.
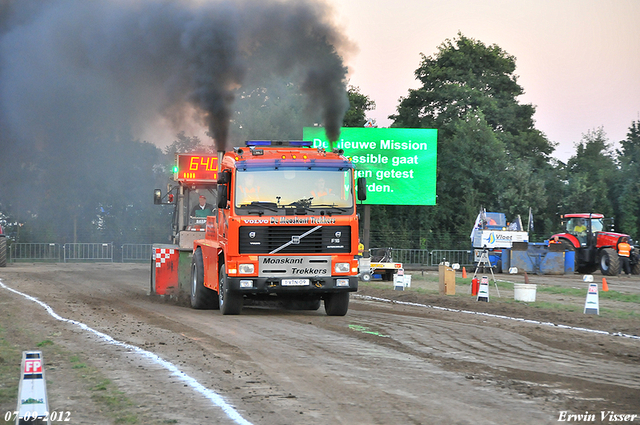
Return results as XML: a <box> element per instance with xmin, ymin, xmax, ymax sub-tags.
<box><xmin>346</xmin><ymin>308</ymin><xmax>640</xmax><ymax>390</ymax></box>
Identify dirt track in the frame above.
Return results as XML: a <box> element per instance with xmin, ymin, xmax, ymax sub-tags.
<box><xmin>0</xmin><ymin>263</ymin><xmax>639</xmax><ymax>424</ymax></box>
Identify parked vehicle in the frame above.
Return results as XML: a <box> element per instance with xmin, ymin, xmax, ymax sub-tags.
<box><xmin>550</xmin><ymin>213</ymin><xmax>640</xmax><ymax>275</ymax></box>
<box><xmin>470</xmin><ymin>210</ymin><xmax>528</xmax><ymax>272</ymax></box>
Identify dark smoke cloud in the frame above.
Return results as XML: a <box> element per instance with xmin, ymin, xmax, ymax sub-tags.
<box><xmin>0</xmin><ymin>0</ymin><xmax>352</xmax><ymax>151</ymax></box>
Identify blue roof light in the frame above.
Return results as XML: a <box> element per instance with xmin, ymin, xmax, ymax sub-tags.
<box><xmin>245</xmin><ymin>140</ymin><xmax>312</xmax><ymax>147</ymax></box>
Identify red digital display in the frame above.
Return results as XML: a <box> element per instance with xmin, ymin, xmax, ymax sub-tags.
<box><xmin>175</xmin><ymin>154</ymin><xmax>218</xmax><ymax>182</ymax></box>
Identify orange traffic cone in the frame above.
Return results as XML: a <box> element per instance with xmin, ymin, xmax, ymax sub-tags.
<box><xmin>602</xmin><ymin>277</ymin><xmax>609</xmax><ymax>292</ymax></box>
<box><xmin>462</xmin><ymin>267</ymin><xmax>467</xmax><ymax>279</ymax></box>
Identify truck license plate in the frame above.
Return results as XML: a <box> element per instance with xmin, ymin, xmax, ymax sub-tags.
<box><xmin>281</xmin><ymin>279</ymin><xmax>310</xmax><ymax>286</ymax></box>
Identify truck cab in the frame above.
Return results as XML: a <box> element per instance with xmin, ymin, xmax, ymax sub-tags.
<box><xmin>192</xmin><ymin>141</ymin><xmax>366</xmax><ymax>316</ymax></box>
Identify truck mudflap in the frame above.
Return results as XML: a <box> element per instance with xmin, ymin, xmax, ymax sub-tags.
<box><xmin>224</xmin><ymin>275</ymin><xmax>358</xmax><ymax>294</ymax></box>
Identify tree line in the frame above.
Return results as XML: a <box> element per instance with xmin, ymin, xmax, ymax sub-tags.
<box><xmin>1</xmin><ymin>33</ymin><xmax>639</xmax><ymax>251</ymax></box>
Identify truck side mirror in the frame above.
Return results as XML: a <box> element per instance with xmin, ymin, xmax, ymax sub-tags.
<box><xmin>217</xmin><ymin>184</ymin><xmax>228</xmax><ymax>209</ymax></box>
<box><xmin>153</xmin><ymin>189</ymin><xmax>162</xmax><ymax>205</ymax></box>
<box><xmin>357</xmin><ymin>177</ymin><xmax>367</xmax><ymax>201</ymax></box>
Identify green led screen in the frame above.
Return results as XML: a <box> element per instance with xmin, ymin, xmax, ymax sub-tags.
<box><xmin>303</xmin><ymin>127</ymin><xmax>437</xmax><ymax>206</ymax></box>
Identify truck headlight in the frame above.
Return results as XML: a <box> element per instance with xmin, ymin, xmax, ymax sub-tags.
<box><xmin>334</xmin><ymin>262</ymin><xmax>350</xmax><ymax>273</ymax></box>
<box><xmin>336</xmin><ymin>278</ymin><xmax>350</xmax><ymax>287</ymax></box>
<box><xmin>239</xmin><ymin>280</ymin><xmax>254</xmax><ymax>288</ymax></box>
<box><xmin>238</xmin><ymin>264</ymin><xmax>255</xmax><ymax>274</ymax></box>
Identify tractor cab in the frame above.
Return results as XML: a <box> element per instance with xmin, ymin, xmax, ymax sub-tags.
<box><xmin>564</xmin><ymin>215</ymin><xmax>604</xmax><ymax>246</ymax></box>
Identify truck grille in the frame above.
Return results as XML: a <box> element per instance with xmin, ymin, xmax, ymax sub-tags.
<box><xmin>239</xmin><ymin>226</ymin><xmax>351</xmax><ymax>254</ymax></box>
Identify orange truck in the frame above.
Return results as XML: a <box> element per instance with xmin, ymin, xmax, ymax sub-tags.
<box><xmin>156</xmin><ymin>141</ymin><xmax>367</xmax><ymax>316</ymax></box>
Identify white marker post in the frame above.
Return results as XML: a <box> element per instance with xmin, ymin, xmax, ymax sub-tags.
<box><xmin>477</xmin><ymin>276</ymin><xmax>490</xmax><ymax>302</ymax></box>
<box><xmin>584</xmin><ymin>283</ymin><xmax>599</xmax><ymax>315</ymax></box>
<box><xmin>16</xmin><ymin>351</ymin><xmax>50</xmax><ymax>425</ymax></box>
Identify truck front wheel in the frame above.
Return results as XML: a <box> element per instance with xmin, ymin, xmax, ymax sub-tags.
<box><xmin>218</xmin><ymin>264</ymin><xmax>243</xmax><ymax>315</ymax></box>
<box><xmin>324</xmin><ymin>292</ymin><xmax>350</xmax><ymax>316</ymax></box>
<box><xmin>599</xmin><ymin>248</ymin><xmax>621</xmax><ymax>276</ymax></box>
<box><xmin>190</xmin><ymin>248</ymin><xmax>219</xmax><ymax>309</ymax></box>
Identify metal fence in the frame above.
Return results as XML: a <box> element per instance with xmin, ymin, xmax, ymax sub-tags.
<box><xmin>64</xmin><ymin>243</ymin><xmax>114</xmax><ymax>262</ymax></box>
<box><xmin>428</xmin><ymin>249</ymin><xmax>473</xmax><ymax>267</ymax></box>
<box><xmin>122</xmin><ymin>244</ymin><xmax>153</xmax><ymax>262</ymax></box>
<box><xmin>10</xmin><ymin>243</ymin><xmax>62</xmax><ymax>262</ymax></box>
<box><xmin>389</xmin><ymin>249</ymin><xmax>430</xmax><ymax>266</ymax></box>
<box><xmin>7</xmin><ymin>242</ymin><xmax>472</xmax><ymax>267</ymax></box>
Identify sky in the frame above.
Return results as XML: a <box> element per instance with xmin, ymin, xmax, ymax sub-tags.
<box><xmin>328</xmin><ymin>0</ymin><xmax>640</xmax><ymax>162</ymax></box>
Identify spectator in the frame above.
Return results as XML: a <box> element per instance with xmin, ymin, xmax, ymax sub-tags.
<box><xmin>617</xmin><ymin>237</ymin><xmax>631</xmax><ymax>277</ymax></box>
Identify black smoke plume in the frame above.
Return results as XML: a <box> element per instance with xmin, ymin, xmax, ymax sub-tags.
<box><xmin>0</xmin><ymin>0</ymin><xmax>352</xmax><ymax>151</ymax></box>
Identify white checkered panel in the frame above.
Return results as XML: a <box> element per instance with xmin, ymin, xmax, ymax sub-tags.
<box><xmin>155</xmin><ymin>248</ymin><xmax>176</xmax><ymax>268</ymax></box>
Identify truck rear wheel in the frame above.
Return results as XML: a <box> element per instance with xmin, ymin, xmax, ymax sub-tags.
<box><xmin>190</xmin><ymin>248</ymin><xmax>219</xmax><ymax>309</ymax></box>
<box><xmin>599</xmin><ymin>248</ymin><xmax>621</xmax><ymax>276</ymax></box>
<box><xmin>324</xmin><ymin>292</ymin><xmax>349</xmax><ymax>316</ymax></box>
<box><xmin>218</xmin><ymin>264</ymin><xmax>243</xmax><ymax>315</ymax></box>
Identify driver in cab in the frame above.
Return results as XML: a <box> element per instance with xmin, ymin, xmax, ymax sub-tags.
<box><xmin>573</xmin><ymin>218</ymin><xmax>587</xmax><ymax>234</ymax></box>
<box><xmin>311</xmin><ymin>178</ymin><xmax>332</xmax><ymax>199</ymax></box>
<box><xmin>238</xmin><ymin>174</ymin><xmax>261</xmax><ymax>204</ymax></box>
<box><xmin>191</xmin><ymin>195</ymin><xmax>213</xmax><ymax>217</ymax></box>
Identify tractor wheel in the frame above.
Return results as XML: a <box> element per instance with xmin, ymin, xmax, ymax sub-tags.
<box><xmin>0</xmin><ymin>237</ymin><xmax>6</xmax><ymax>267</ymax></box>
<box><xmin>324</xmin><ymin>292</ymin><xmax>350</xmax><ymax>316</ymax></box>
<box><xmin>632</xmin><ymin>257</ymin><xmax>640</xmax><ymax>275</ymax></box>
<box><xmin>218</xmin><ymin>264</ymin><xmax>243</xmax><ymax>315</ymax></box>
<box><xmin>190</xmin><ymin>248</ymin><xmax>219</xmax><ymax>309</ymax></box>
<box><xmin>599</xmin><ymin>248</ymin><xmax>621</xmax><ymax>276</ymax></box>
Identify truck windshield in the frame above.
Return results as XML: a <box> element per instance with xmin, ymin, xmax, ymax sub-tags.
<box><xmin>234</xmin><ymin>169</ymin><xmax>353</xmax><ymax>209</ymax></box>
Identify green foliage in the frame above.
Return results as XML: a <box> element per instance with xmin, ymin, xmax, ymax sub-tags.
<box><xmin>2</xmin><ymin>32</ymin><xmax>640</xmax><ymax>250</ymax></box>
<box><xmin>163</xmin><ymin>132</ymin><xmax>214</xmax><ymax>157</ymax></box>
<box><xmin>343</xmin><ymin>85</ymin><xmax>376</xmax><ymax>127</ymax></box>
<box><xmin>563</xmin><ymin>127</ymin><xmax>617</xmax><ymax>216</ymax></box>
<box><xmin>616</xmin><ymin>121</ymin><xmax>640</xmax><ymax>236</ymax></box>
<box><xmin>386</xmin><ymin>33</ymin><xmax>557</xmax><ymax>247</ymax></box>
<box><xmin>230</xmin><ymin>79</ymin><xmax>309</xmax><ymax>143</ymax></box>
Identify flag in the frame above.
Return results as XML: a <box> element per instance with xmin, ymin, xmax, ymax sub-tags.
<box><xmin>470</xmin><ymin>208</ymin><xmax>487</xmax><ymax>241</ymax></box>
<box><xmin>528</xmin><ymin>207</ymin><xmax>534</xmax><ymax>232</ymax></box>
<box><xmin>470</xmin><ymin>211</ymin><xmax>482</xmax><ymax>241</ymax></box>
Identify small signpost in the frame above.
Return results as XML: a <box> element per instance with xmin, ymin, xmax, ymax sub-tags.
<box><xmin>584</xmin><ymin>283</ymin><xmax>600</xmax><ymax>315</ymax></box>
<box><xmin>16</xmin><ymin>351</ymin><xmax>50</xmax><ymax>425</ymax></box>
<box><xmin>477</xmin><ymin>276</ymin><xmax>490</xmax><ymax>302</ymax></box>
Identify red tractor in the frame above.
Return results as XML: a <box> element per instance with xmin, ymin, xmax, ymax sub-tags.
<box><xmin>551</xmin><ymin>213</ymin><xmax>639</xmax><ymax>276</ymax></box>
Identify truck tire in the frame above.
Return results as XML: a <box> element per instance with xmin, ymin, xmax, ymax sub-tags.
<box><xmin>324</xmin><ymin>292</ymin><xmax>349</xmax><ymax>316</ymax></box>
<box><xmin>360</xmin><ymin>272</ymin><xmax>371</xmax><ymax>282</ymax></box>
<box><xmin>218</xmin><ymin>264</ymin><xmax>243</xmax><ymax>315</ymax></box>
<box><xmin>190</xmin><ymin>248</ymin><xmax>219</xmax><ymax>309</ymax></box>
<box><xmin>0</xmin><ymin>237</ymin><xmax>6</xmax><ymax>267</ymax></box>
<box><xmin>599</xmin><ymin>248</ymin><xmax>621</xmax><ymax>276</ymax></box>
